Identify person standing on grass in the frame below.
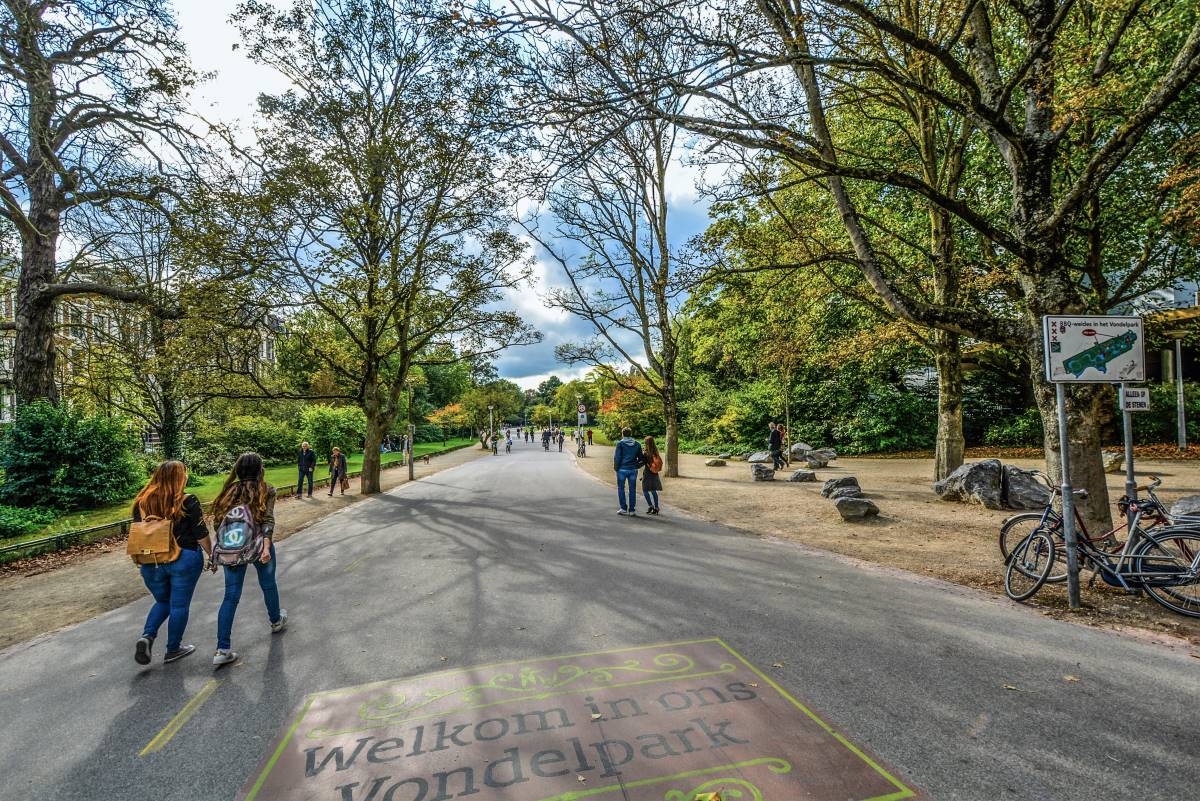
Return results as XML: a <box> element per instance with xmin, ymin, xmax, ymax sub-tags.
<box><xmin>613</xmin><ymin>427</ymin><xmax>644</xmax><ymax>516</ymax></box>
<box><xmin>133</xmin><ymin>461</ymin><xmax>211</xmax><ymax>666</ymax></box>
<box><xmin>587</xmin><ymin>428</ymin><xmax>593</xmax><ymax>445</ymax></box>
<box><xmin>641</xmin><ymin>436</ymin><xmax>664</xmax><ymax>515</ymax></box>
<box><xmin>328</xmin><ymin>446</ymin><xmax>349</xmax><ymax>495</ymax></box>
<box><xmin>211</xmin><ymin>453</ymin><xmax>286</xmax><ymax>668</ymax></box>
<box><xmin>768</xmin><ymin>422</ymin><xmax>784</xmax><ymax>470</ymax></box>
<box><xmin>297</xmin><ymin>441</ymin><xmax>317</xmax><ymax>498</ymax></box>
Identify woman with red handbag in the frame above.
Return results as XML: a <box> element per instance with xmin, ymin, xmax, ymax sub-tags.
<box><xmin>641</xmin><ymin>436</ymin><xmax>664</xmax><ymax>516</ymax></box>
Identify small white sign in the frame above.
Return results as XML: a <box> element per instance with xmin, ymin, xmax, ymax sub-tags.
<box><xmin>577</xmin><ymin>413</ymin><xmax>588</xmax><ymax>425</ymax></box>
<box><xmin>1043</xmin><ymin>315</ymin><xmax>1145</xmax><ymax>383</ymax></box>
<box><xmin>1122</xmin><ymin>387</ymin><xmax>1150</xmax><ymax>412</ymax></box>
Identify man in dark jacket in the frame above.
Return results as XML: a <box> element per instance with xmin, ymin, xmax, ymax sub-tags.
<box><xmin>297</xmin><ymin>441</ymin><xmax>317</xmax><ymax>498</ymax></box>
<box><xmin>613</xmin><ymin>427</ymin><xmax>644</xmax><ymax>515</ymax></box>
<box><xmin>768</xmin><ymin>422</ymin><xmax>784</xmax><ymax>470</ymax></box>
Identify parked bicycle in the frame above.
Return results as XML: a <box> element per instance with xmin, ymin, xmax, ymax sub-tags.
<box><xmin>1001</xmin><ymin>471</ymin><xmax>1200</xmax><ymax>617</ymax></box>
<box><xmin>577</xmin><ymin>438</ymin><xmax>586</xmax><ymax>458</ymax></box>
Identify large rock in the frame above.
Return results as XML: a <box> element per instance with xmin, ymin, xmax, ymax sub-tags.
<box><xmin>829</xmin><ymin>485</ymin><xmax>863</xmax><ymax>500</ymax></box>
<box><xmin>1002</xmin><ymin>465</ymin><xmax>1051</xmax><ymax>510</ymax></box>
<box><xmin>788</xmin><ymin>469</ymin><xmax>816</xmax><ymax>482</ymax></box>
<box><xmin>812</xmin><ymin>448</ymin><xmax>838</xmax><ymax>461</ymax></box>
<box><xmin>1171</xmin><ymin>495</ymin><xmax>1200</xmax><ymax>519</ymax></box>
<box><xmin>747</xmin><ymin>451</ymin><xmax>772</xmax><ymax>464</ymax></box>
<box><xmin>802</xmin><ymin>454</ymin><xmax>829</xmax><ymax>469</ymax></box>
<box><xmin>717</xmin><ymin>453</ymin><xmax>732</xmax><ymax>459</ymax></box>
<box><xmin>790</xmin><ymin>442</ymin><xmax>813</xmax><ymax>458</ymax></box>
<box><xmin>835</xmin><ymin>496</ymin><xmax>879</xmax><ymax>519</ymax></box>
<box><xmin>705</xmin><ymin>458</ymin><xmax>726</xmax><ymax>467</ymax></box>
<box><xmin>821</xmin><ymin>476</ymin><xmax>861</xmax><ymax>498</ymax></box>
<box><xmin>750</xmin><ymin>463</ymin><xmax>776</xmax><ymax>481</ymax></box>
<box><xmin>1102</xmin><ymin>451</ymin><xmax>1125</xmax><ymax>474</ymax></box>
<box><xmin>933</xmin><ymin>459</ymin><xmax>1004</xmax><ymax>510</ymax></box>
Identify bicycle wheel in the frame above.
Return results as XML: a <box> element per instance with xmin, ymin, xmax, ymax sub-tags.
<box><xmin>1000</xmin><ymin>514</ymin><xmax>1068</xmax><ymax>583</ymax></box>
<box><xmin>1133</xmin><ymin>530</ymin><xmax>1200</xmax><ymax>618</ymax></box>
<box><xmin>1005</xmin><ymin>531</ymin><xmax>1056</xmax><ymax>602</ymax></box>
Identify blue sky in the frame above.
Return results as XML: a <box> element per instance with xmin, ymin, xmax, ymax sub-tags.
<box><xmin>174</xmin><ymin>0</ymin><xmax>715</xmax><ymax>390</ymax></box>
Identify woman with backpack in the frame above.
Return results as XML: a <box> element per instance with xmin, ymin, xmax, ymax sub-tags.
<box><xmin>132</xmin><ymin>461</ymin><xmax>211</xmax><ymax>665</ymax></box>
<box><xmin>642</xmin><ymin>436</ymin><xmax>664</xmax><ymax>516</ymax></box>
<box><xmin>328</xmin><ymin>446</ymin><xmax>348</xmax><ymax>496</ymax></box>
<box><xmin>210</xmin><ymin>453</ymin><xmax>287</xmax><ymax>668</ymax></box>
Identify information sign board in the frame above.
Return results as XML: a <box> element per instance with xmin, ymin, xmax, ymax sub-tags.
<box><xmin>1122</xmin><ymin>387</ymin><xmax>1150</xmax><ymax>412</ymax></box>
<box><xmin>1043</xmin><ymin>316</ymin><xmax>1145</xmax><ymax>382</ymax></box>
<box><xmin>578</xmin><ymin>412</ymin><xmax>588</xmax><ymax>425</ymax></box>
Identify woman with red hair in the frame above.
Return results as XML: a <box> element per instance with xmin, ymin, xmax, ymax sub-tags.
<box><xmin>133</xmin><ymin>461</ymin><xmax>211</xmax><ymax>666</ymax></box>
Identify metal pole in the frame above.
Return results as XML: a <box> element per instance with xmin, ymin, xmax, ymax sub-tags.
<box><xmin>407</xmin><ymin>424</ymin><xmax>415</xmax><ymax>480</ymax></box>
<box><xmin>1056</xmin><ymin>383</ymin><xmax>1082</xmax><ymax>609</ymax></box>
<box><xmin>1176</xmin><ymin>337</ymin><xmax>1187</xmax><ymax>451</ymax></box>
<box><xmin>1120</xmin><ymin>384</ymin><xmax>1136</xmax><ymax>529</ymax></box>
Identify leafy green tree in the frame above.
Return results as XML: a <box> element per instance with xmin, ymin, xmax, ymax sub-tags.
<box><xmin>536</xmin><ymin>376</ymin><xmax>563</xmax><ymax>406</ymax></box>
<box><xmin>228</xmin><ymin>0</ymin><xmax>538</xmax><ymax>492</ymax></box>
<box><xmin>461</xmin><ymin>380</ymin><xmax>524</xmax><ymax>442</ymax></box>
<box><xmin>0</xmin><ymin>0</ymin><xmax>201</xmax><ymax>402</ymax></box>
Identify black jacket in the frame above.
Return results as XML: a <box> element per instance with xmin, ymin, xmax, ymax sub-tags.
<box><xmin>768</xmin><ymin>429</ymin><xmax>783</xmax><ymax>450</ymax></box>
<box><xmin>298</xmin><ymin>448</ymin><xmax>317</xmax><ymax>471</ymax></box>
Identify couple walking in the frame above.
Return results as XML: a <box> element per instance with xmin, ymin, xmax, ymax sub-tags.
<box><xmin>613</xmin><ymin>428</ymin><xmax>664</xmax><ymax>516</ymax></box>
<box><xmin>131</xmin><ymin>453</ymin><xmax>287</xmax><ymax>668</ymax></box>
<box><xmin>297</xmin><ymin>442</ymin><xmax>350</xmax><ymax>497</ymax></box>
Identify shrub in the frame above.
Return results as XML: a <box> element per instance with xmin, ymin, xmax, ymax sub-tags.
<box><xmin>983</xmin><ymin>408</ymin><xmax>1045</xmax><ymax>447</ymax></box>
<box><xmin>0</xmin><ymin>401</ymin><xmax>145</xmax><ymax>510</ymax></box>
<box><xmin>214</xmin><ymin>415</ymin><xmax>298</xmax><ymax>464</ymax></box>
<box><xmin>300</xmin><ymin>405</ymin><xmax>367</xmax><ymax>461</ymax></box>
<box><xmin>0</xmin><ymin>504</ymin><xmax>57</xmax><ymax>540</ymax></box>
<box><xmin>182</xmin><ymin>442</ymin><xmax>236</xmax><ymax>478</ymax></box>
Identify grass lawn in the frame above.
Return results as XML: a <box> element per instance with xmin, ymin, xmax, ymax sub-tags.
<box><xmin>17</xmin><ymin>438</ymin><xmax>476</xmax><ymax>541</ymax></box>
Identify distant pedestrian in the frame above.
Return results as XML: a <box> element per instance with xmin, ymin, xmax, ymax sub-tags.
<box><xmin>613</xmin><ymin>427</ymin><xmax>645</xmax><ymax>516</ymax></box>
<box><xmin>131</xmin><ymin>461</ymin><xmax>211</xmax><ymax>666</ymax></box>
<box><xmin>328</xmin><ymin>447</ymin><xmax>348</xmax><ymax>495</ymax></box>
<box><xmin>297</xmin><ymin>441</ymin><xmax>317</xmax><ymax>497</ymax></box>
<box><xmin>210</xmin><ymin>453</ymin><xmax>286</xmax><ymax>668</ymax></box>
<box><xmin>642</xmin><ymin>436</ymin><xmax>664</xmax><ymax>515</ymax></box>
<box><xmin>557</xmin><ymin>430</ymin><xmax>565</xmax><ymax>451</ymax></box>
<box><xmin>587</xmin><ymin>429</ymin><xmax>593</xmax><ymax>445</ymax></box>
<box><xmin>768</xmin><ymin>422</ymin><xmax>784</xmax><ymax>470</ymax></box>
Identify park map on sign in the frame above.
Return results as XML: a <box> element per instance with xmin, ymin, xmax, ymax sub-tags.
<box><xmin>238</xmin><ymin>639</ymin><xmax>919</xmax><ymax>801</ymax></box>
<box><xmin>1043</xmin><ymin>317</ymin><xmax>1144</xmax><ymax>382</ymax></box>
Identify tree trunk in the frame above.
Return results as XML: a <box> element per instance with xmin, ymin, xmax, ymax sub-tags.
<box><xmin>933</xmin><ymin>334</ymin><xmax>965</xmax><ymax>481</ymax></box>
<box><xmin>1029</xmin><ymin>356</ymin><xmax>1114</xmax><ymax>535</ymax></box>
<box><xmin>662</xmin><ymin>380</ymin><xmax>680</xmax><ymax>478</ymax></box>
<box><xmin>361</xmin><ymin>413</ymin><xmax>387</xmax><ymax>495</ymax></box>
<box><xmin>14</xmin><ymin>204</ymin><xmax>59</xmax><ymax>404</ymax></box>
<box><xmin>158</xmin><ymin>384</ymin><xmax>182</xmax><ymax>460</ymax></box>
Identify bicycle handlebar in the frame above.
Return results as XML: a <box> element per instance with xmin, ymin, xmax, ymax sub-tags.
<box><xmin>1136</xmin><ymin>476</ymin><xmax>1162</xmax><ymax>492</ymax></box>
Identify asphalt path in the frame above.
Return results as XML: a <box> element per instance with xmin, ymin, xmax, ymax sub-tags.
<box><xmin>0</xmin><ymin>441</ymin><xmax>1197</xmax><ymax>801</ymax></box>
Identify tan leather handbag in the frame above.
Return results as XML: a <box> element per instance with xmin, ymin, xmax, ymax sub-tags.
<box><xmin>127</xmin><ymin>515</ymin><xmax>180</xmax><ymax>565</ymax></box>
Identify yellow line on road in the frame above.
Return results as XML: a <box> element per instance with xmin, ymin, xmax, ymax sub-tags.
<box><xmin>343</xmin><ymin>554</ymin><xmax>371</xmax><ymax>572</ymax></box>
<box><xmin>139</xmin><ymin>679</ymin><xmax>221</xmax><ymax>757</ymax></box>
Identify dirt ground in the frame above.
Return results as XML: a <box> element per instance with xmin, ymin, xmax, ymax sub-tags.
<box><xmin>576</xmin><ymin>445</ymin><xmax>1200</xmax><ymax>650</ymax></box>
<box><xmin>0</xmin><ymin>445</ymin><xmax>489</xmax><ymax>651</ymax></box>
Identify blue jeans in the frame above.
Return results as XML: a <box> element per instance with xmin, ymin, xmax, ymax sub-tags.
<box><xmin>298</xmin><ymin>468</ymin><xmax>313</xmax><ymax>496</ymax></box>
<box><xmin>616</xmin><ymin>469</ymin><xmax>638</xmax><ymax>511</ymax></box>
<box><xmin>217</xmin><ymin>543</ymin><xmax>281</xmax><ymax>650</ymax></box>
<box><xmin>140</xmin><ymin>548</ymin><xmax>204</xmax><ymax>652</ymax></box>
<box><xmin>643</xmin><ymin>488</ymin><xmax>659</xmax><ymax>509</ymax></box>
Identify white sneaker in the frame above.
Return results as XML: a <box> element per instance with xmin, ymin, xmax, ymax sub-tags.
<box><xmin>271</xmin><ymin>610</ymin><xmax>288</xmax><ymax>634</ymax></box>
<box><xmin>213</xmin><ymin>649</ymin><xmax>239</xmax><ymax>668</ymax></box>
<box><xmin>617</xmin><ymin>509</ymin><xmax>628</xmax><ymax>516</ymax></box>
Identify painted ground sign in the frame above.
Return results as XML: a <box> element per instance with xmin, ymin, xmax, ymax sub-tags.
<box><xmin>238</xmin><ymin>638</ymin><xmax>919</xmax><ymax>801</ymax></box>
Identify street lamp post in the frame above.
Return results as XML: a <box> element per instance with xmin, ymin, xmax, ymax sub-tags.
<box><xmin>488</xmin><ymin>405</ymin><xmax>495</xmax><ymax>454</ymax></box>
<box><xmin>1167</xmin><ymin>330</ymin><xmax>1188</xmax><ymax>450</ymax></box>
